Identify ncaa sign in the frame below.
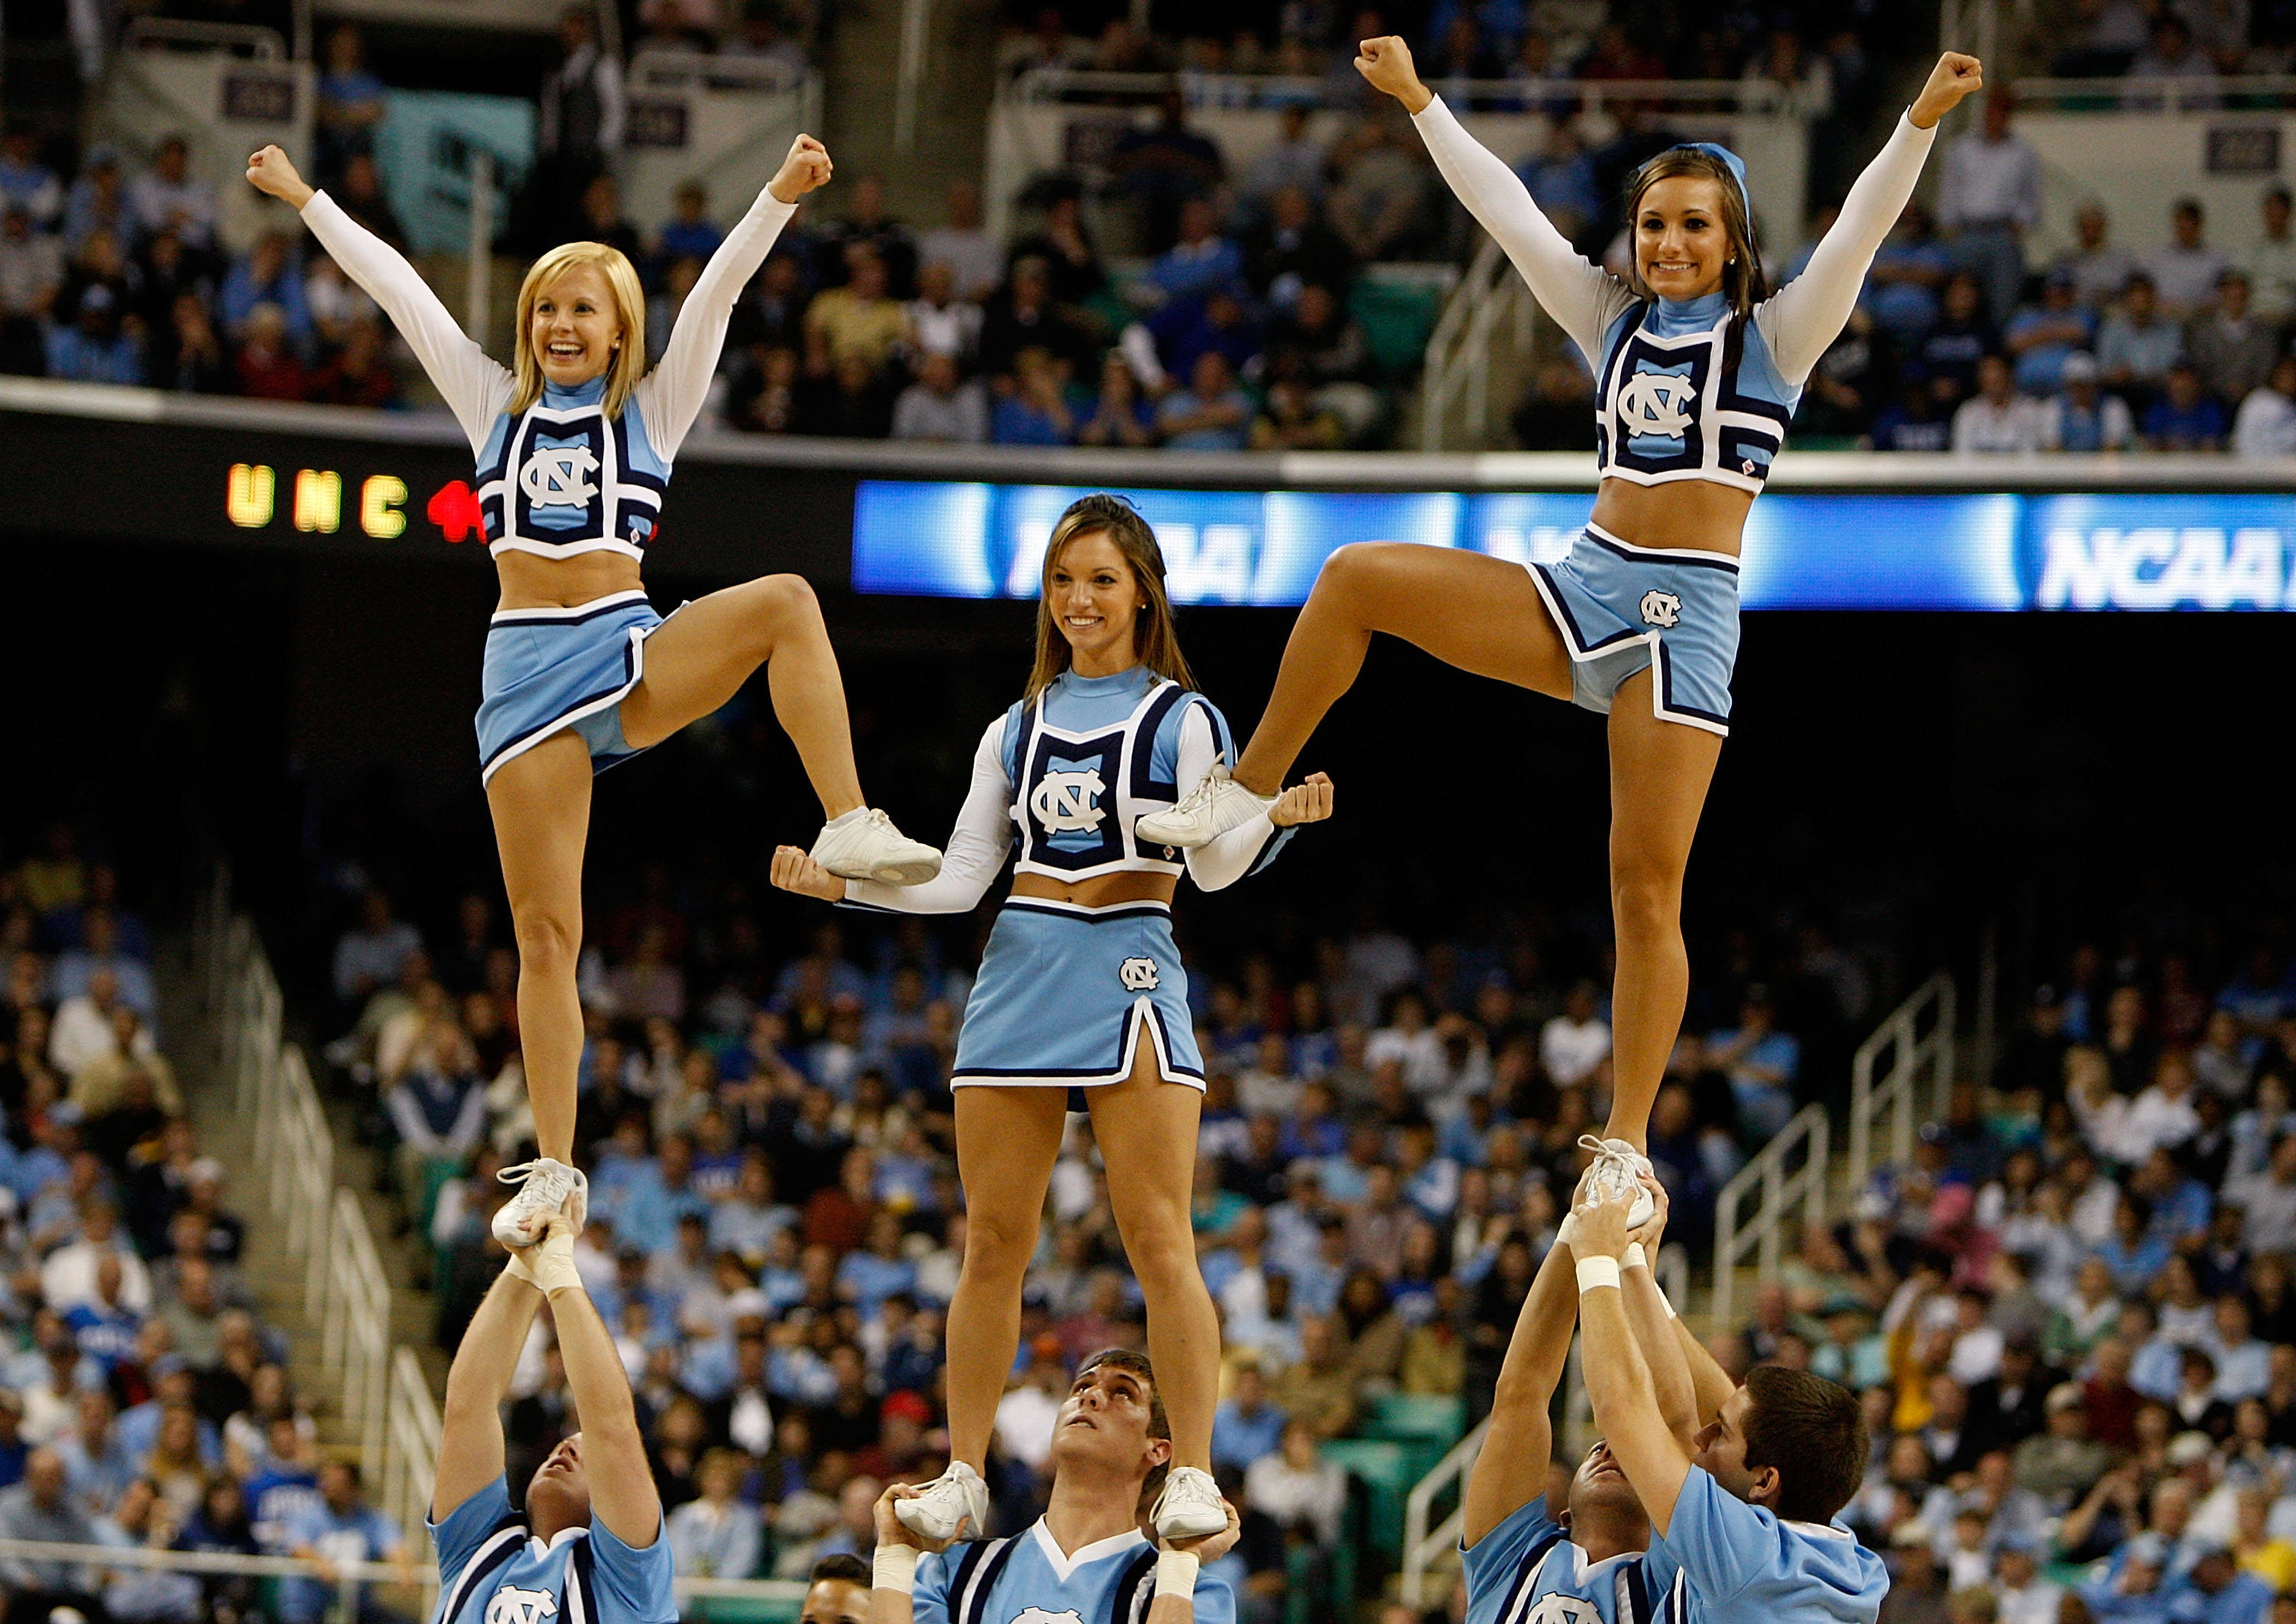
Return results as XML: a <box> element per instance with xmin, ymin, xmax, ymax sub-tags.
<box><xmin>2018</xmin><ymin>495</ymin><xmax>2296</xmax><ymax>611</ymax></box>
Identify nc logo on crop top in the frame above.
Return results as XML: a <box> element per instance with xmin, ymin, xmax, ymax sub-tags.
<box><xmin>1029</xmin><ymin>768</ymin><xmax>1107</xmax><ymax>834</ymax></box>
<box><xmin>484</xmin><ymin>1586</ymin><xmax>559</xmax><ymax>1624</ymax></box>
<box><xmin>1616</xmin><ymin>366</ymin><xmax>1697</xmax><ymax>440</ymax></box>
<box><xmin>520</xmin><ymin>439</ymin><xmax>601</xmax><ymax>508</ymax></box>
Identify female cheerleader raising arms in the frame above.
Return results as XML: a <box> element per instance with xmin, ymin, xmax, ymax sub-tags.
<box><xmin>771</xmin><ymin>494</ymin><xmax>1334</xmax><ymax>1543</ymax></box>
<box><xmin>1141</xmin><ymin>44</ymin><xmax>1985</xmax><ymax>1205</ymax></box>
<box><xmin>246</xmin><ymin>135</ymin><xmax>942</xmax><ymax>1247</ymax></box>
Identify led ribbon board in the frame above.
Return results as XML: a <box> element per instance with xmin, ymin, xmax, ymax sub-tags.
<box><xmin>853</xmin><ymin>484</ymin><xmax>2296</xmax><ymax>612</ymax></box>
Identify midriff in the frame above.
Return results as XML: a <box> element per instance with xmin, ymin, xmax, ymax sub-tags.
<box><xmin>1587</xmin><ymin>475</ymin><xmax>1757</xmax><ymax>559</ymax></box>
<box><xmin>495</xmin><ymin>550</ymin><xmax>647</xmax><ymax>613</ymax></box>
<box><xmin>1009</xmin><ymin>870</ymin><xmax>1179</xmax><ymax>908</ymax></box>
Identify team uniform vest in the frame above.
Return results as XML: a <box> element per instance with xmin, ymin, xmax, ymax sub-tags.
<box><xmin>474</xmin><ymin>375</ymin><xmax>668</xmax><ymax>563</ymax></box>
<box><xmin>915</xmin><ymin>1522</ymin><xmax>1236</xmax><ymax>1624</ymax></box>
<box><xmin>1003</xmin><ymin>673</ymin><xmax>1224</xmax><ymax>884</ymax></box>
<box><xmin>1464</xmin><ymin>1497</ymin><xmax>1670</xmax><ymax>1624</ymax></box>
<box><xmin>1593</xmin><ymin>291</ymin><xmax>1801</xmax><ymax>496</ymax></box>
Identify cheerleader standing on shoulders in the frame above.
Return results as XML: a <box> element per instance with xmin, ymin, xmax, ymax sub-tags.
<box><xmin>1140</xmin><ymin>42</ymin><xmax>1985</xmax><ymax>1215</ymax></box>
<box><xmin>246</xmin><ymin>135</ymin><xmax>942</xmax><ymax>1247</ymax></box>
<box><xmin>771</xmin><ymin>494</ymin><xmax>1335</xmax><ymax>1544</ymax></box>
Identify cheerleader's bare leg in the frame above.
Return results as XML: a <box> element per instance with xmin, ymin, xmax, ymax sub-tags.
<box><xmin>1602</xmin><ymin>665</ymin><xmax>1724</xmax><ymax>1153</ymax></box>
<box><xmin>941</xmin><ymin>1084</ymin><xmax>1072</xmax><ymax>1471</ymax></box>
<box><xmin>1084</xmin><ymin>1042</ymin><xmax>1220</xmax><ymax>1474</ymax></box>
<box><xmin>484</xmin><ymin>730</ymin><xmax>595</xmax><ymax>1167</ymax></box>
<box><xmin>1229</xmin><ymin>543</ymin><xmax>1574</xmax><ymax>794</ymax></box>
<box><xmin>618</xmin><ymin>572</ymin><xmax>864</xmax><ymax>816</ymax></box>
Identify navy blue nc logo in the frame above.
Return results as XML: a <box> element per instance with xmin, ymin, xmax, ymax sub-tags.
<box><xmin>518</xmin><ymin>426</ymin><xmax>605</xmax><ymax>533</ymax></box>
<box><xmin>1616</xmin><ymin>357</ymin><xmax>1698</xmax><ymax>458</ymax></box>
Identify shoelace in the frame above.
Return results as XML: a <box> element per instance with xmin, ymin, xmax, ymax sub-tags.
<box><xmin>497</xmin><ymin>1159</ymin><xmax>564</xmax><ymax>1192</ymax></box>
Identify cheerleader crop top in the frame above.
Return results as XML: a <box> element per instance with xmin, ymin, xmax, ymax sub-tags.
<box><xmin>843</xmin><ymin>666</ymin><xmax>1293</xmax><ymax>913</ymax></box>
<box><xmin>299</xmin><ymin>185</ymin><xmax>797</xmax><ymax>560</ymax></box>
<box><xmin>1411</xmin><ymin>95</ymin><xmax>1936</xmax><ymax>494</ymax></box>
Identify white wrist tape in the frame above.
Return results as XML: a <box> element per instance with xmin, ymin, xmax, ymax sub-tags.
<box><xmin>1623</xmin><ymin>1242</ymin><xmax>1649</xmax><ymax>1270</ymax></box>
<box><xmin>1156</xmin><ymin>1550</ymin><xmax>1200</xmax><ymax>1600</ymax></box>
<box><xmin>507</xmin><ymin>1228</ymin><xmax>583</xmax><ymax>1296</ymax></box>
<box><xmin>1576</xmin><ymin>1255</ymin><xmax>1622</xmax><ymax>1293</ymax></box>
<box><xmin>875</xmin><ymin>1544</ymin><xmax>920</xmax><ymax>1593</ymax></box>
<box><xmin>1557</xmin><ymin>1210</ymin><xmax>1579</xmax><ymax>1247</ymax></box>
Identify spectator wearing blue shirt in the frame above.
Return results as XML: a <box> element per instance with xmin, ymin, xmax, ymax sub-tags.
<box><xmin>2098</xmin><ymin>1197</ymin><xmax>2175</xmax><ymax>1299</ymax></box>
<box><xmin>1708</xmin><ymin>987</ymin><xmax>1802</xmax><ymax>1140</ymax></box>
<box><xmin>834</xmin><ymin>1211</ymin><xmax>917</xmax><ymax>1318</ymax></box>
<box><xmin>2141</xmin><ymin>361</ymin><xmax>2228</xmax><ymax>450</ymax></box>
<box><xmin>1157</xmin><ymin>351</ymin><xmax>1251</xmax><ymax>450</ymax></box>
<box><xmin>0</xmin><ymin>1393</ymin><xmax>24</xmax><ymax>1489</ymax></box>
<box><xmin>61</xmin><ymin>1260</ymin><xmax>141</xmax><ymax>1377</ymax></box>
<box><xmin>53</xmin><ymin>1391</ymin><xmax>135</xmax><ymax>1515</ymax></box>
<box><xmin>990</xmin><ymin>347</ymin><xmax>1078</xmax><ymax>445</ymax></box>
<box><xmin>1865</xmin><ymin>201</ymin><xmax>1955</xmax><ymax>344</ymax></box>
<box><xmin>114</xmin><ymin>1358</ymin><xmax>220</xmax><ymax>1471</ymax></box>
<box><xmin>2174</xmin><ymin>1547</ymin><xmax>2275</xmax><ymax>1624</ymax></box>
<box><xmin>45</xmin><ymin>284</ymin><xmax>143</xmax><ymax>385</ymax></box>
<box><xmin>1516</xmin><ymin>126</ymin><xmax>1601</xmax><ymax>246</ymax></box>
<box><xmin>219</xmin><ymin>232</ymin><xmax>315</xmax><ymax>351</ymax></box>
<box><xmin>243</xmin><ymin>1417</ymin><xmax>322</xmax><ymax>1551</ymax></box>
<box><xmin>2097</xmin><ymin>273</ymin><xmax>2184</xmax><ymax>404</ymax></box>
<box><xmin>0</xmin><ymin>126</ymin><xmax>63</xmax><ymax>230</ymax></box>
<box><xmin>315</xmin><ymin>26</ymin><xmax>388</xmax><ymax>181</ymax></box>
<box><xmin>1212</xmin><ymin>1361</ymin><xmax>1288</xmax><ymax>1476</ymax></box>
<box><xmin>2005</xmin><ymin>272</ymin><xmax>2095</xmax><ymax>394</ymax></box>
<box><xmin>659</xmin><ymin>181</ymin><xmax>726</xmax><ymax>266</ymax></box>
<box><xmin>277</xmin><ymin>1459</ymin><xmax>406</xmax><ymax>1624</ymax></box>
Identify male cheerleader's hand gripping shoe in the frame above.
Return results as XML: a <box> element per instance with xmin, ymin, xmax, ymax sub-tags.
<box><xmin>492</xmin><ymin>1158</ymin><xmax>589</xmax><ymax>1250</ymax></box>
<box><xmin>894</xmin><ymin>1459</ymin><xmax>990</xmax><ymax>1544</ymax></box>
<box><xmin>1151</xmin><ymin>1466</ymin><xmax>1229</xmax><ymax>1541</ymax></box>
<box><xmin>1133</xmin><ymin>765</ymin><xmax>1278</xmax><ymax>850</ymax></box>
<box><xmin>507</xmin><ymin>1214</ymin><xmax>584</xmax><ymax>1294</ymax></box>
<box><xmin>810</xmin><ymin>808</ymin><xmax>943</xmax><ymax>886</ymax></box>
<box><xmin>1577</xmin><ymin>1134</ymin><xmax>1657</xmax><ymax>1232</ymax></box>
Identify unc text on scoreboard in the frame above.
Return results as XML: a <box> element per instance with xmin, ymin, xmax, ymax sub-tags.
<box><xmin>853</xmin><ymin>484</ymin><xmax>2296</xmax><ymax>613</ymax></box>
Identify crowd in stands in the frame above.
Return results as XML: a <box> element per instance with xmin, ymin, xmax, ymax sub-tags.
<box><xmin>1833</xmin><ymin>945</ymin><xmax>2296</xmax><ymax>1624</ymax></box>
<box><xmin>0</xmin><ymin>823</ymin><xmax>413</xmax><ymax>1624</ymax></box>
<box><xmin>305</xmin><ymin>837</ymin><xmax>1877</xmax><ymax>1616</ymax></box>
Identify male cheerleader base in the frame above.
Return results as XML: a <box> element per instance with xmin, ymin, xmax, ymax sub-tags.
<box><xmin>426</xmin><ymin>1218</ymin><xmax>676</xmax><ymax>1624</ymax></box>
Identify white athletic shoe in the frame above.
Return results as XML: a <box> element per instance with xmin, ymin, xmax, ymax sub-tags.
<box><xmin>895</xmin><ymin>1459</ymin><xmax>990</xmax><ymax>1544</ymax></box>
<box><xmin>1151</xmin><ymin>1465</ymin><xmax>1228</xmax><ymax>1541</ymax></box>
<box><xmin>1577</xmin><ymin>1134</ymin><xmax>1657</xmax><ymax>1231</ymax></box>
<box><xmin>493</xmin><ymin>1158</ymin><xmax>589</xmax><ymax>1249</ymax></box>
<box><xmin>811</xmin><ymin>808</ymin><xmax>943</xmax><ymax>885</ymax></box>
<box><xmin>1133</xmin><ymin>765</ymin><xmax>1278</xmax><ymax>850</ymax></box>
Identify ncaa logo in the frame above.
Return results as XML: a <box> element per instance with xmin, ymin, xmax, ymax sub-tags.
<box><xmin>484</xmin><ymin>1586</ymin><xmax>559</xmax><ymax>1624</ymax></box>
<box><xmin>1639</xmin><ymin>589</ymin><xmax>1683</xmax><ymax>628</ymax></box>
<box><xmin>1011</xmin><ymin>1611</ymin><xmax>1086</xmax><ymax>1624</ymax></box>
<box><xmin>1614</xmin><ymin>370</ymin><xmax>1696</xmax><ymax>439</ymax></box>
<box><xmin>1525</xmin><ymin>1596</ymin><xmax>1603</xmax><ymax>1624</ymax></box>
<box><xmin>520</xmin><ymin>442</ymin><xmax>600</xmax><ymax>508</ymax></box>
<box><xmin>1029</xmin><ymin>768</ymin><xmax>1107</xmax><ymax>834</ymax></box>
<box><xmin>1119</xmin><ymin>957</ymin><xmax>1160</xmax><ymax>992</ymax></box>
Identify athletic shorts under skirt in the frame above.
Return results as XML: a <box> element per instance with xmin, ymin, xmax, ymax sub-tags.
<box><xmin>951</xmin><ymin>900</ymin><xmax>1205</xmax><ymax>1095</ymax></box>
<box><xmin>1525</xmin><ymin>521</ymin><xmax>1742</xmax><ymax>737</ymax></box>
<box><xmin>475</xmin><ymin>589</ymin><xmax>671</xmax><ymax>784</ymax></box>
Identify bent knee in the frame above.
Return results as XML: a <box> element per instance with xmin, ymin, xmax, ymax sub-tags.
<box><xmin>1317</xmin><ymin>541</ymin><xmax>1410</xmax><ymax>600</ymax></box>
<box><xmin>755</xmin><ymin>572</ymin><xmax>820</xmax><ymax>628</ymax></box>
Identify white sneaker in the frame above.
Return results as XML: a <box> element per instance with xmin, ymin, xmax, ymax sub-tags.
<box><xmin>1577</xmin><ymin>1134</ymin><xmax>1657</xmax><ymax>1231</ymax></box>
<box><xmin>811</xmin><ymin>808</ymin><xmax>942</xmax><ymax>885</ymax></box>
<box><xmin>1151</xmin><ymin>1464</ymin><xmax>1228</xmax><ymax>1541</ymax></box>
<box><xmin>1133</xmin><ymin>765</ymin><xmax>1278</xmax><ymax>850</ymax></box>
<box><xmin>894</xmin><ymin>1459</ymin><xmax>989</xmax><ymax>1544</ymax></box>
<box><xmin>493</xmin><ymin>1158</ymin><xmax>589</xmax><ymax>1249</ymax></box>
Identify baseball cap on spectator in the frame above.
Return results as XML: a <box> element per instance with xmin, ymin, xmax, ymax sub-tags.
<box><xmin>2168</xmin><ymin>1430</ymin><xmax>2216</xmax><ymax>1467</ymax></box>
<box><xmin>2060</xmin><ymin>354</ymin><xmax>2099</xmax><ymax>383</ymax></box>
<box><xmin>882</xmin><ymin>1391</ymin><xmax>931</xmax><ymax>1424</ymax></box>
<box><xmin>2045</xmin><ymin>1381</ymin><xmax>2085</xmax><ymax>1413</ymax></box>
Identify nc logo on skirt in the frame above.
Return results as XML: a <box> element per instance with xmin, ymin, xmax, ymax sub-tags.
<box><xmin>1639</xmin><ymin>589</ymin><xmax>1683</xmax><ymax>628</ymax></box>
<box><xmin>1118</xmin><ymin>957</ymin><xmax>1160</xmax><ymax>992</ymax></box>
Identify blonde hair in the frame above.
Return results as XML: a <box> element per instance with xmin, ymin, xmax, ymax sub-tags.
<box><xmin>510</xmin><ymin>241</ymin><xmax>647</xmax><ymax>418</ymax></box>
<box><xmin>1023</xmin><ymin>494</ymin><xmax>1197</xmax><ymax>700</ymax></box>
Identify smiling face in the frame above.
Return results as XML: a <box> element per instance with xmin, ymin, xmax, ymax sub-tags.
<box><xmin>1633</xmin><ymin>173</ymin><xmax>1733</xmax><ymax>301</ymax></box>
<box><xmin>530</xmin><ymin>263</ymin><xmax>625</xmax><ymax>389</ymax></box>
<box><xmin>1046</xmin><ymin>529</ymin><xmax>1145</xmax><ymax>673</ymax></box>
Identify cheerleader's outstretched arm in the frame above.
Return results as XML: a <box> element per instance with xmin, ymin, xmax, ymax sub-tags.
<box><xmin>1758</xmin><ymin>52</ymin><xmax>1982</xmax><ymax>384</ymax></box>
<box><xmin>639</xmin><ymin>135</ymin><xmax>827</xmax><ymax>456</ymax></box>
<box><xmin>249</xmin><ymin>145</ymin><xmax>510</xmax><ymax>451</ymax></box>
